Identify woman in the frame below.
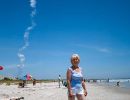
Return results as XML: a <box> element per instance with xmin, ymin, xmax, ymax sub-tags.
<box><xmin>66</xmin><ymin>54</ymin><xmax>87</xmax><ymax>100</ymax></box>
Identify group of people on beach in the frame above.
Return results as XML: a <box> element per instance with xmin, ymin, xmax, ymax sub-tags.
<box><xmin>19</xmin><ymin>54</ymin><xmax>87</xmax><ymax>100</ymax></box>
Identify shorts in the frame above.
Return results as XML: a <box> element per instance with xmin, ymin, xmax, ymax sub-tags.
<box><xmin>70</xmin><ymin>88</ymin><xmax>84</xmax><ymax>95</ymax></box>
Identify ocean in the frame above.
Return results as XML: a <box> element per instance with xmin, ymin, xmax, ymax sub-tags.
<box><xmin>96</xmin><ymin>79</ymin><xmax>130</xmax><ymax>89</ymax></box>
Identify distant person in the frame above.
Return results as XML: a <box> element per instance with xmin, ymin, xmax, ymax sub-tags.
<box><xmin>22</xmin><ymin>80</ymin><xmax>26</xmax><ymax>88</ymax></box>
<box><xmin>33</xmin><ymin>79</ymin><xmax>36</xmax><ymax>86</ymax></box>
<box><xmin>107</xmin><ymin>78</ymin><xmax>109</xmax><ymax>83</ymax></box>
<box><xmin>66</xmin><ymin>54</ymin><xmax>87</xmax><ymax>100</ymax></box>
<box><xmin>18</xmin><ymin>80</ymin><xmax>26</xmax><ymax>88</ymax></box>
<box><xmin>117</xmin><ymin>81</ymin><xmax>120</xmax><ymax>86</ymax></box>
<box><xmin>62</xmin><ymin>79</ymin><xmax>64</xmax><ymax>85</ymax></box>
<box><xmin>58</xmin><ymin>75</ymin><xmax>61</xmax><ymax>88</ymax></box>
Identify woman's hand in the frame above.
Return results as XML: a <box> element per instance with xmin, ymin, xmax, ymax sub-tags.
<box><xmin>69</xmin><ymin>90</ymin><xmax>73</xmax><ymax>97</ymax></box>
<box><xmin>84</xmin><ymin>89</ymin><xmax>88</xmax><ymax>96</ymax></box>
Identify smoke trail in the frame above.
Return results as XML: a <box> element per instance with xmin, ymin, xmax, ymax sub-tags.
<box><xmin>17</xmin><ymin>0</ymin><xmax>37</xmax><ymax>78</ymax></box>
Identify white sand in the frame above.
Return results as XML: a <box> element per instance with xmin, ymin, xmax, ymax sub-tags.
<box><xmin>0</xmin><ymin>82</ymin><xmax>130</xmax><ymax>100</ymax></box>
<box><xmin>87</xmin><ymin>83</ymin><xmax>130</xmax><ymax>100</ymax></box>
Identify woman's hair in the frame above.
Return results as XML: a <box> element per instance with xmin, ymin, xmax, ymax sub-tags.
<box><xmin>71</xmin><ymin>54</ymin><xmax>80</xmax><ymax>60</ymax></box>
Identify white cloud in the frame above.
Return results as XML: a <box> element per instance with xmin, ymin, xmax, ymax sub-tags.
<box><xmin>97</xmin><ymin>48</ymin><xmax>110</xmax><ymax>53</ymax></box>
<box><xmin>18</xmin><ymin>53</ymin><xmax>25</xmax><ymax>61</ymax></box>
<box><xmin>74</xmin><ymin>44</ymin><xmax>110</xmax><ymax>53</ymax></box>
<box><xmin>18</xmin><ymin>0</ymin><xmax>37</xmax><ymax>68</ymax></box>
<box><xmin>30</xmin><ymin>0</ymin><xmax>36</xmax><ymax>8</ymax></box>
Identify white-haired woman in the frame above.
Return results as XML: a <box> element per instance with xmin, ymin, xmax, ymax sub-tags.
<box><xmin>66</xmin><ymin>54</ymin><xmax>87</xmax><ymax>100</ymax></box>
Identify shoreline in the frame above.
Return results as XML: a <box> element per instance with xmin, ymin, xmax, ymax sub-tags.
<box><xmin>87</xmin><ymin>83</ymin><xmax>130</xmax><ymax>100</ymax></box>
<box><xmin>91</xmin><ymin>82</ymin><xmax>130</xmax><ymax>94</ymax></box>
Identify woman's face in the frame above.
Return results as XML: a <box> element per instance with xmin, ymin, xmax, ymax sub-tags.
<box><xmin>71</xmin><ymin>57</ymin><xmax>80</xmax><ymax>66</ymax></box>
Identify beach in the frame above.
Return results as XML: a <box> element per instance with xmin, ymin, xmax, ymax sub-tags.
<box><xmin>0</xmin><ymin>82</ymin><xmax>130</xmax><ymax>100</ymax></box>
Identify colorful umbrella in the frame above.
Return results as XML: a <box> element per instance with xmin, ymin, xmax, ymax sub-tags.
<box><xmin>0</xmin><ymin>66</ymin><xmax>3</xmax><ymax>70</ymax></box>
<box><xmin>24</xmin><ymin>74</ymin><xmax>32</xmax><ymax>80</ymax></box>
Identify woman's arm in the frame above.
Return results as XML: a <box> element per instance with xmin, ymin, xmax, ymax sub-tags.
<box><xmin>66</xmin><ymin>69</ymin><xmax>73</xmax><ymax>96</ymax></box>
<box><xmin>82</xmin><ymin>80</ymin><xmax>88</xmax><ymax>96</ymax></box>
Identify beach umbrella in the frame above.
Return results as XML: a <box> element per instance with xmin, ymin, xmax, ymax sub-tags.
<box><xmin>27</xmin><ymin>74</ymin><xmax>32</xmax><ymax>80</ymax></box>
<box><xmin>24</xmin><ymin>74</ymin><xmax>32</xmax><ymax>80</ymax></box>
<box><xmin>0</xmin><ymin>66</ymin><xmax>3</xmax><ymax>70</ymax></box>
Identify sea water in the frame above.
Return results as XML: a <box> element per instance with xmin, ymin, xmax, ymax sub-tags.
<box><xmin>96</xmin><ymin>79</ymin><xmax>130</xmax><ymax>89</ymax></box>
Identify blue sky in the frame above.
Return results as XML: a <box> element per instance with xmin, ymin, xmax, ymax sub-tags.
<box><xmin>0</xmin><ymin>0</ymin><xmax>130</xmax><ymax>79</ymax></box>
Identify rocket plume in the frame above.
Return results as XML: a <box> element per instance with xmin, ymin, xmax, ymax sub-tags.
<box><xmin>17</xmin><ymin>0</ymin><xmax>37</xmax><ymax>77</ymax></box>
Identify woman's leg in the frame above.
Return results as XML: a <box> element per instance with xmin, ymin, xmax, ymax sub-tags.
<box><xmin>68</xmin><ymin>95</ymin><xmax>75</xmax><ymax>100</ymax></box>
<box><xmin>76</xmin><ymin>94</ymin><xmax>84</xmax><ymax>100</ymax></box>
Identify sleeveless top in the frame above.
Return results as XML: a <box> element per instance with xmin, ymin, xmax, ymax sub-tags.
<box><xmin>69</xmin><ymin>67</ymin><xmax>83</xmax><ymax>89</ymax></box>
